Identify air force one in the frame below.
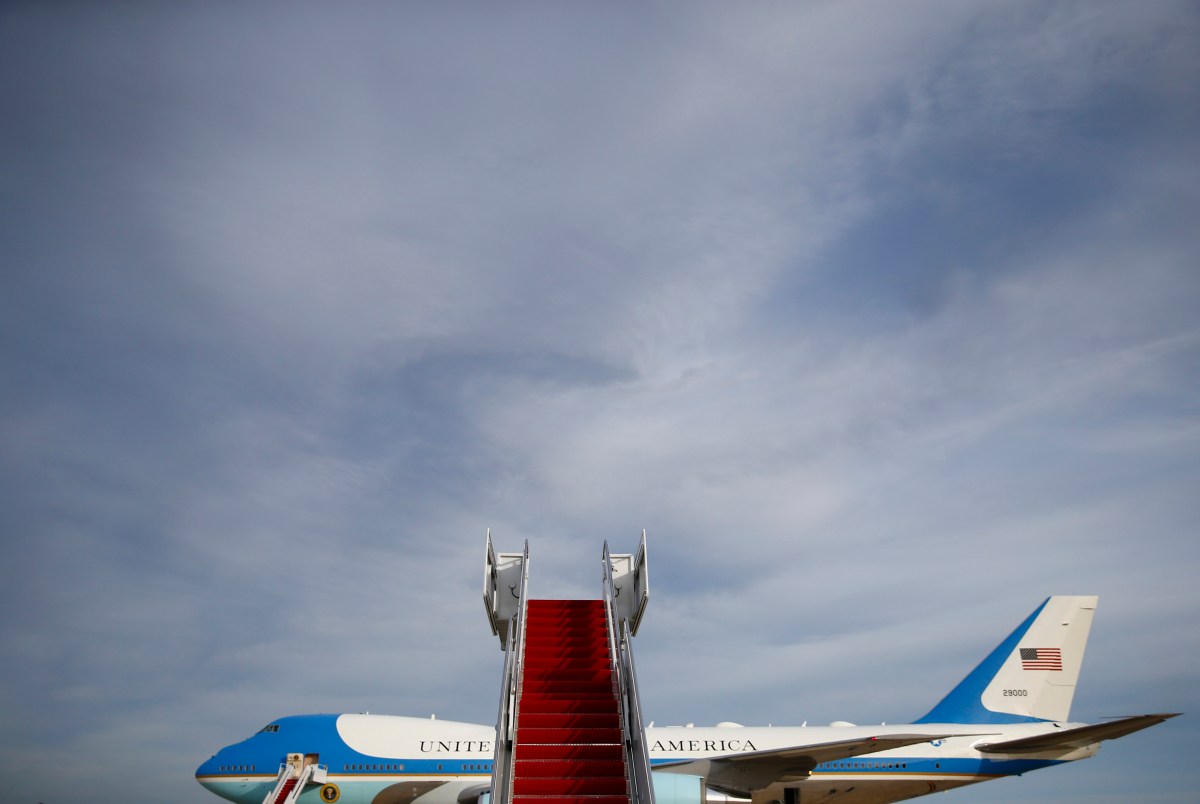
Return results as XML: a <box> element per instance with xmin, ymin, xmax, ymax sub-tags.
<box><xmin>196</xmin><ymin>538</ymin><xmax>1176</xmax><ymax>804</ymax></box>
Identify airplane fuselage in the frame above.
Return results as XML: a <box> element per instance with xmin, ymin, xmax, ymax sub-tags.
<box><xmin>196</xmin><ymin>713</ymin><xmax>1094</xmax><ymax>804</ymax></box>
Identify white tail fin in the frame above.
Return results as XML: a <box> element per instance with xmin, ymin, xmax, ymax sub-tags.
<box><xmin>916</xmin><ymin>596</ymin><xmax>1098</xmax><ymax>724</ymax></box>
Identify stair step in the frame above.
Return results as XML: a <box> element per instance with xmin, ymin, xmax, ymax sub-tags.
<box><xmin>524</xmin><ymin>641</ymin><xmax>609</xmax><ymax>651</ymax></box>
<box><xmin>515</xmin><ymin>759</ymin><xmax>627</xmax><ymax>777</ymax></box>
<box><xmin>513</xmin><ymin>797</ymin><xmax>629</xmax><ymax>804</ymax></box>
<box><xmin>513</xmin><ymin>777</ymin><xmax>629</xmax><ymax>796</ymax></box>
<box><xmin>514</xmin><ymin>743</ymin><xmax>625</xmax><ymax>761</ymax></box>
<box><xmin>528</xmin><ymin>602</ymin><xmax>604</xmax><ymax>614</ymax></box>
<box><xmin>524</xmin><ymin>658</ymin><xmax>611</xmax><ymax>671</ymax></box>
<box><xmin>519</xmin><ymin>697</ymin><xmax>620</xmax><ymax>714</ymax></box>
<box><xmin>525</xmin><ymin>627</ymin><xmax>609</xmax><ymax>639</ymax></box>
<box><xmin>516</xmin><ymin>726</ymin><xmax>623</xmax><ymax>744</ymax></box>
<box><xmin>523</xmin><ymin>650</ymin><xmax>610</xmax><ymax>662</ymax></box>
<box><xmin>522</xmin><ymin>683</ymin><xmax>614</xmax><ymax>697</ymax></box>
<box><xmin>522</xmin><ymin>689</ymin><xmax>615</xmax><ymax>698</ymax></box>
<box><xmin>525</xmin><ymin>640</ymin><xmax>611</xmax><ymax>652</ymax></box>
<box><xmin>524</xmin><ymin>670</ymin><xmax>613</xmax><ymax>682</ymax></box>
<box><xmin>518</xmin><ymin>712</ymin><xmax>620</xmax><ymax>729</ymax></box>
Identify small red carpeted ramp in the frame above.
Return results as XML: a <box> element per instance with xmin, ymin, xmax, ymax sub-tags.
<box><xmin>513</xmin><ymin>599</ymin><xmax>629</xmax><ymax>804</ymax></box>
<box><xmin>269</xmin><ymin>777</ymin><xmax>297</xmax><ymax>804</ymax></box>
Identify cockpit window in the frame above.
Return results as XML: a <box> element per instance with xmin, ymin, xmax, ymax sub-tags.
<box><xmin>258</xmin><ymin>724</ymin><xmax>280</xmax><ymax>733</ymax></box>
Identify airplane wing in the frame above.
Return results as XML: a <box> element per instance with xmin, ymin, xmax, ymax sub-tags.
<box><xmin>654</xmin><ymin>733</ymin><xmax>959</xmax><ymax>795</ymax></box>
<box><xmin>975</xmin><ymin>713</ymin><xmax>1179</xmax><ymax>753</ymax></box>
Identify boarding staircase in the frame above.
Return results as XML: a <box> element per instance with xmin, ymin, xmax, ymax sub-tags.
<box><xmin>484</xmin><ymin>533</ymin><xmax>653</xmax><ymax>804</ymax></box>
<box><xmin>262</xmin><ymin>753</ymin><xmax>327</xmax><ymax>804</ymax></box>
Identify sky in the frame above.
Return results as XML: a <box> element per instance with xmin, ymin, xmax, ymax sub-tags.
<box><xmin>1</xmin><ymin>2</ymin><xmax>1197</xmax><ymax>802</ymax></box>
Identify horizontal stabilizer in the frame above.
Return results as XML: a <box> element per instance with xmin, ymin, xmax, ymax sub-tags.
<box><xmin>656</xmin><ymin>733</ymin><xmax>959</xmax><ymax>794</ymax></box>
<box><xmin>975</xmin><ymin>713</ymin><xmax>1179</xmax><ymax>753</ymax></box>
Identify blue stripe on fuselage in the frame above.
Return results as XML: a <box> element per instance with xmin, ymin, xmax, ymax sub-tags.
<box><xmin>646</xmin><ymin>756</ymin><xmax>1063</xmax><ymax>777</ymax></box>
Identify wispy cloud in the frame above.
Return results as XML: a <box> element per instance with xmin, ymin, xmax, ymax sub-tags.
<box><xmin>1</xmin><ymin>2</ymin><xmax>1197</xmax><ymax>802</ymax></box>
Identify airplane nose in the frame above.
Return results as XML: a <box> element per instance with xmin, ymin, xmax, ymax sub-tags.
<box><xmin>195</xmin><ymin>754</ymin><xmax>239</xmax><ymax>802</ymax></box>
<box><xmin>196</xmin><ymin>755</ymin><xmax>220</xmax><ymax>784</ymax></box>
<box><xmin>196</xmin><ymin>756</ymin><xmax>216</xmax><ymax>777</ymax></box>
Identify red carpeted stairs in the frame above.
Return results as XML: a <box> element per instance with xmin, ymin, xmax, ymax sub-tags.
<box><xmin>270</xmin><ymin>777</ymin><xmax>297</xmax><ymax>804</ymax></box>
<box><xmin>513</xmin><ymin>599</ymin><xmax>629</xmax><ymax>804</ymax></box>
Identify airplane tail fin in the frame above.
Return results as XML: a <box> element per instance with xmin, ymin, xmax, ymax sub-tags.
<box><xmin>914</xmin><ymin>596</ymin><xmax>1098</xmax><ymax>725</ymax></box>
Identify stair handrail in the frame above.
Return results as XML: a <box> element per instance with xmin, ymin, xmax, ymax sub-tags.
<box><xmin>285</xmin><ymin>764</ymin><xmax>316</xmax><ymax>803</ymax></box>
<box><xmin>489</xmin><ymin>621</ymin><xmax>517</xmax><ymax>804</ymax></box>
<box><xmin>261</xmin><ymin>762</ymin><xmax>292</xmax><ymax>804</ymax></box>
<box><xmin>601</xmin><ymin>540</ymin><xmax>655</xmax><ymax>804</ymax></box>
<box><xmin>601</xmin><ymin>540</ymin><xmax>623</xmax><ymax>698</ymax></box>
<box><xmin>488</xmin><ymin>539</ymin><xmax>529</xmax><ymax>804</ymax></box>
<box><xmin>620</xmin><ymin>618</ymin><xmax>655</xmax><ymax>804</ymax></box>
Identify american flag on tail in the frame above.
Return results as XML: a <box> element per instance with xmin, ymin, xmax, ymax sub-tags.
<box><xmin>1020</xmin><ymin>647</ymin><xmax>1063</xmax><ymax>671</ymax></box>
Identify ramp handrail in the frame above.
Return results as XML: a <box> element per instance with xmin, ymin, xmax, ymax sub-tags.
<box><xmin>291</xmin><ymin>764</ymin><xmax>315</xmax><ymax>801</ymax></box>
<box><xmin>488</xmin><ymin>539</ymin><xmax>529</xmax><ymax>804</ymax></box>
<box><xmin>602</xmin><ymin>540</ymin><xmax>655</xmax><ymax>804</ymax></box>
<box><xmin>620</xmin><ymin>618</ymin><xmax>655</xmax><ymax>804</ymax></box>
<box><xmin>602</xmin><ymin>541</ymin><xmax>622</xmax><ymax>696</ymax></box>
<box><xmin>262</xmin><ymin>760</ymin><xmax>315</xmax><ymax>804</ymax></box>
<box><xmin>262</xmin><ymin>763</ymin><xmax>291</xmax><ymax>804</ymax></box>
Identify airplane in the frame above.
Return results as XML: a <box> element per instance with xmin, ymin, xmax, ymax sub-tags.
<box><xmin>195</xmin><ymin>595</ymin><xmax>1177</xmax><ymax>804</ymax></box>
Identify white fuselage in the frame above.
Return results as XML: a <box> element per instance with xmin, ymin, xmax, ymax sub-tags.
<box><xmin>196</xmin><ymin>714</ymin><xmax>1094</xmax><ymax>804</ymax></box>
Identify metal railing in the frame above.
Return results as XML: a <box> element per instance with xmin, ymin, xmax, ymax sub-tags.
<box><xmin>261</xmin><ymin>761</ymin><xmax>315</xmax><ymax>804</ymax></box>
<box><xmin>602</xmin><ymin>541</ymin><xmax>656</xmax><ymax>804</ymax></box>
<box><xmin>488</xmin><ymin>540</ymin><xmax>529</xmax><ymax>804</ymax></box>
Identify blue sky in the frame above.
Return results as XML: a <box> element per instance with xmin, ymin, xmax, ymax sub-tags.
<box><xmin>1</xmin><ymin>2</ymin><xmax>1197</xmax><ymax>802</ymax></box>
